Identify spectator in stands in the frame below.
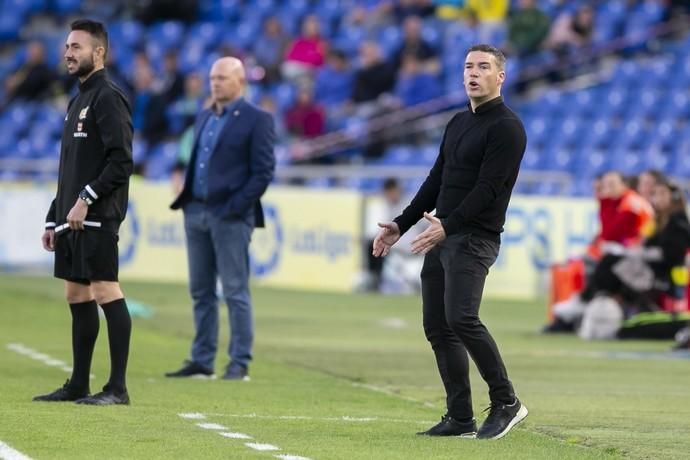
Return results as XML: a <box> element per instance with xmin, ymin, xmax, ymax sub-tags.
<box><xmin>549</xmin><ymin>180</ymin><xmax>690</xmax><ymax>331</ymax></box>
<box><xmin>282</xmin><ymin>15</ymin><xmax>328</xmax><ymax>83</ymax></box>
<box><xmin>169</xmin><ymin>72</ymin><xmax>205</xmax><ymax>134</ymax></box>
<box><xmin>465</xmin><ymin>0</ymin><xmax>509</xmax><ymax>43</ymax></box>
<box><xmin>394</xmin><ymin>55</ymin><xmax>441</xmax><ymax>107</ymax></box>
<box><xmin>158</xmin><ymin>51</ymin><xmax>185</xmax><ymax>103</ymax></box>
<box><xmin>253</xmin><ymin>16</ymin><xmax>289</xmax><ymax>86</ymax></box>
<box><xmin>3</xmin><ymin>40</ymin><xmax>57</xmax><ymax>106</ymax></box>
<box><xmin>393</xmin><ymin>15</ymin><xmax>439</xmax><ymax>74</ymax></box>
<box><xmin>258</xmin><ymin>94</ymin><xmax>286</xmax><ymax>140</ymax></box>
<box><xmin>132</xmin><ymin>61</ymin><xmax>168</xmax><ymax>149</ymax></box>
<box><xmin>637</xmin><ymin>169</ymin><xmax>666</xmax><ymax>204</ymax></box>
<box><xmin>544</xmin><ymin>5</ymin><xmax>595</xmax><ymax>82</ymax></box>
<box><xmin>104</xmin><ymin>51</ymin><xmax>134</xmax><ymax>101</ymax></box>
<box><xmin>136</xmin><ymin>0</ymin><xmax>199</xmax><ymax>24</ymax></box>
<box><xmin>545</xmin><ymin>5</ymin><xmax>595</xmax><ymax>52</ymax></box>
<box><xmin>385</xmin><ymin>0</ymin><xmax>436</xmax><ymax>20</ymax></box>
<box><xmin>351</xmin><ymin>41</ymin><xmax>396</xmax><ymax>105</ymax></box>
<box><xmin>285</xmin><ymin>86</ymin><xmax>326</xmax><ymax>139</ymax></box>
<box><xmin>507</xmin><ymin>0</ymin><xmax>550</xmax><ymax>57</ymax></box>
<box><xmin>314</xmin><ymin>50</ymin><xmax>354</xmax><ymax>108</ymax></box>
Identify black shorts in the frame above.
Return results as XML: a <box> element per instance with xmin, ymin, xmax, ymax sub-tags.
<box><xmin>54</xmin><ymin>229</ymin><xmax>119</xmax><ymax>285</ymax></box>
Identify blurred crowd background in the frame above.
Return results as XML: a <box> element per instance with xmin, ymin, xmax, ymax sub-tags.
<box><xmin>1</xmin><ymin>0</ymin><xmax>689</xmax><ymax>196</ymax></box>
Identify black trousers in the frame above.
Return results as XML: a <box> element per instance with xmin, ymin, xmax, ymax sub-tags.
<box><xmin>421</xmin><ymin>233</ymin><xmax>515</xmax><ymax>421</ymax></box>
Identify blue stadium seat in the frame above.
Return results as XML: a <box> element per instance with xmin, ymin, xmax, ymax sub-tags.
<box><xmin>0</xmin><ymin>11</ymin><xmax>23</xmax><ymax>42</ymax></box>
<box><xmin>314</xmin><ymin>0</ymin><xmax>343</xmax><ymax>25</ymax></box>
<box><xmin>333</xmin><ymin>25</ymin><xmax>366</xmax><ymax>56</ymax></box>
<box><xmin>132</xmin><ymin>139</ymin><xmax>149</xmax><ymax>166</ymax></box>
<box><xmin>189</xmin><ymin>22</ymin><xmax>224</xmax><ymax>49</ymax></box>
<box><xmin>379</xmin><ymin>146</ymin><xmax>413</xmax><ymax>165</ymax></box>
<box><xmin>379</xmin><ymin>26</ymin><xmax>402</xmax><ymax>58</ymax></box>
<box><xmin>218</xmin><ymin>0</ymin><xmax>241</xmax><ymax>21</ymax></box>
<box><xmin>144</xmin><ymin>142</ymin><xmax>178</xmax><ymax>180</ymax></box>
<box><xmin>521</xmin><ymin>147</ymin><xmax>543</xmax><ymax>171</ymax></box>
<box><xmin>149</xmin><ymin>21</ymin><xmax>186</xmax><ymax>50</ymax></box>
<box><xmin>53</xmin><ymin>0</ymin><xmax>81</xmax><ymax>14</ymax></box>
<box><xmin>272</xmin><ymin>82</ymin><xmax>297</xmax><ymax>112</ymax></box>
<box><xmin>109</xmin><ymin>21</ymin><xmax>145</xmax><ymax>50</ymax></box>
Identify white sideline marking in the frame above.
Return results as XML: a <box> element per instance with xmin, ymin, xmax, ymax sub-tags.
<box><xmin>0</xmin><ymin>441</ymin><xmax>33</xmax><ymax>460</ymax></box>
<box><xmin>219</xmin><ymin>432</ymin><xmax>252</xmax><ymax>440</ymax></box>
<box><xmin>351</xmin><ymin>382</ymin><xmax>436</xmax><ymax>408</ymax></box>
<box><xmin>7</xmin><ymin>343</ymin><xmax>69</xmax><ymax>370</ymax></box>
<box><xmin>245</xmin><ymin>443</ymin><xmax>280</xmax><ymax>452</ymax></box>
<box><xmin>180</xmin><ymin>413</ymin><xmax>313</xmax><ymax>459</ymax></box>
<box><xmin>196</xmin><ymin>423</ymin><xmax>227</xmax><ymax>430</ymax></box>
<box><xmin>178</xmin><ymin>412</ymin><xmax>206</xmax><ymax>420</ymax></box>
<box><xmin>207</xmin><ymin>412</ymin><xmax>433</xmax><ymax>425</ymax></box>
<box><xmin>378</xmin><ymin>317</ymin><xmax>408</xmax><ymax>329</ymax></box>
<box><xmin>7</xmin><ymin>343</ymin><xmax>95</xmax><ymax>379</ymax></box>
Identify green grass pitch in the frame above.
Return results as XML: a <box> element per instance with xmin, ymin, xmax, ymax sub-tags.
<box><xmin>1</xmin><ymin>275</ymin><xmax>689</xmax><ymax>459</ymax></box>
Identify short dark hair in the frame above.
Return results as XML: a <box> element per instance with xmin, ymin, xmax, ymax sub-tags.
<box><xmin>70</xmin><ymin>19</ymin><xmax>108</xmax><ymax>58</ymax></box>
<box><xmin>467</xmin><ymin>44</ymin><xmax>506</xmax><ymax>70</ymax></box>
<box><xmin>383</xmin><ymin>178</ymin><xmax>399</xmax><ymax>190</ymax></box>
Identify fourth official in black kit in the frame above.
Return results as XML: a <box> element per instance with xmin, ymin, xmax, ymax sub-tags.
<box><xmin>373</xmin><ymin>45</ymin><xmax>528</xmax><ymax>439</ymax></box>
<box><xmin>34</xmin><ymin>19</ymin><xmax>134</xmax><ymax>405</ymax></box>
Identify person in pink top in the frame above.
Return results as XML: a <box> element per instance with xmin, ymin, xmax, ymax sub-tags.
<box><xmin>282</xmin><ymin>15</ymin><xmax>328</xmax><ymax>82</ymax></box>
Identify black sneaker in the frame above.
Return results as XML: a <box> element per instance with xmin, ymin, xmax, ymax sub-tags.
<box><xmin>76</xmin><ymin>387</ymin><xmax>130</xmax><ymax>406</ymax></box>
<box><xmin>476</xmin><ymin>399</ymin><xmax>528</xmax><ymax>440</ymax></box>
<box><xmin>222</xmin><ymin>363</ymin><xmax>249</xmax><ymax>381</ymax></box>
<box><xmin>416</xmin><ymin>415</ymin><xmax>477</xmax><ymax>438</ymax></box>
<box><xmin>165</xmin><ymin>360</ymin><xmax>214</xmax><ymax>378</ymax></box>
<box><xmin>33</xmin><ymin>379</ymin><xmax>89</xmax><ymax>402</ymax></box>
<box><xmin>541</xmin><ymin>318</ymin><xmax>575</xmax><ymax>334</ymax></box>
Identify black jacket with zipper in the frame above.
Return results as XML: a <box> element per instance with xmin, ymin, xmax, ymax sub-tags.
<box><xmin>45</xmin><ymin>69</ymin><xmax>133</xmax><ymax>233</ymax></box>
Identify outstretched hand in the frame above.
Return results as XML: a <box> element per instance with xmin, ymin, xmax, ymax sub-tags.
<box><xmin>410</xmin><ymin>212</ymin><xmax>446</xmax><ymax>255</ymax></box>
<box><xmin>372</xmin><ymin>221</ymin><xmax>401</xmax><ymax>257</ymax></box>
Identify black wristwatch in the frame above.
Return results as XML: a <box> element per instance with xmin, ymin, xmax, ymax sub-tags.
<box><xmin>78</xmin><ymin>189</ymin><xmax>93</xmax><ymax>206</ymax></box>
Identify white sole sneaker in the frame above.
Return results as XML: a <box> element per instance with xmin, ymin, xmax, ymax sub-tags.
<box><xmin>488</xmin><ymin>404</ymin><xmax>529</xmax><ymax>440</ymax></box>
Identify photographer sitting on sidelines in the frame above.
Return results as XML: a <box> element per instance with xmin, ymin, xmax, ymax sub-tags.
<box><xmin>548</xmin><ymin>180</ymin><xmax>690</xmax><ymax>339</ymax></box>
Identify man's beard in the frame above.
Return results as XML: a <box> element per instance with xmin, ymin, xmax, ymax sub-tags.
<box><xmin>71</xmin><ymin>56</ymin><xmax>95</xmax><ymax>78</ymax></box>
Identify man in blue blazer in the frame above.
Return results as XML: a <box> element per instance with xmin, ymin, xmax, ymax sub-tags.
<box><xmin>166</xmin><ymin>57</ymin><xmax>275</xmax><ymax>380</ymax></box>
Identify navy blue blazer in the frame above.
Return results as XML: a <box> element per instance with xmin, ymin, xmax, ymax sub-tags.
<box><xmin>170</xmin><ymin>98</ymin><xmax>276</xmax><ymax>228</ymax></box>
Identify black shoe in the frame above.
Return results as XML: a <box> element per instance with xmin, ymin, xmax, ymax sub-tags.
<box><xmin>416</xmin><ymin>415</ymin><xmax>477</xmax><ymax>437</ymax></box>
<box><xmin>165</xmin><ymin>360</ymin><xmax>214</xmax><ymax>378</ymax></box>
<box><xmin>541</xmin><ymin>318</ymin><xmax>575</xmax><ymax>334</ymax></box>
<box><xmin>33</xmin><ymin>379</ymin><xmax>89</xmax><ymax>402</ymax></box>
<box><xmin>222</xmin><ymin>363</ymin><xmax>249</xmax><ymax>381</ymax></box>
<box><xmin>476</xmin><ymin>399</ymin><xmax>528</xmax><ymax>440</ymax></box>
<box><xmin>76</xmin><ymin>387</ymin><xmax>130</xmax><ymax>406</ymax></box>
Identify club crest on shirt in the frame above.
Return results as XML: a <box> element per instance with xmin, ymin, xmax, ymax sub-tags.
<box><xmin>77</xmin><ymin>122</ymin><xmax>83</xmax><ymax>132</ymax></box>
<box><xmin>78</xmin><ymin>106</ymin><xmax>89</xmax><ymax>120</ymax></box>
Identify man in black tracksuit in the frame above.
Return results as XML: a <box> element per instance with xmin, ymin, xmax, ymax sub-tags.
<box><xmin>34</xmin><ymin>19</ymin><xmax>134</xmax><ymax>406</ymax></box>
<box><xmin>373</xmin><ymin>45</ymin><xmax>528</xmax><ymax>439</ymax></box>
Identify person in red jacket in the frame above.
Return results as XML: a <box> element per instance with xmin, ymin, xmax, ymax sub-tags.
<box><xmin>588</xmin><ymin>171</ymin><xmax>654</xmax><ymax>259</ymax></box>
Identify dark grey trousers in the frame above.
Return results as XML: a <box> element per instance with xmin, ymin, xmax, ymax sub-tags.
<box><xmin>421</xmin><ymin>233</ymin><xmax>515</xmax><ymax>421</ymax></box>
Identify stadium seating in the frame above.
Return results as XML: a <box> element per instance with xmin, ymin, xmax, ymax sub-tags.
<box><xmin>0</xmin><ymin>0</ymin><xmax>685</xmax><ymax>195</ymax></box>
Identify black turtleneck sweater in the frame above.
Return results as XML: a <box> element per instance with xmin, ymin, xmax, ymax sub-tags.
<box><xmin>45</xmin><ymin>69</ymin><xmax>133</xmax><ymax>233</ymax></box>
<box><xmin>394</xmin><ymin>96</ymin><xmax>526</xmax><ymax>243</ymax></box>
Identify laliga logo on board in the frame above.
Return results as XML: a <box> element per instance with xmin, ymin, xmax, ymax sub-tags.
<box><xmin>250</xmin><ymin>204</ymin><xmax>281</xmax><ymax>277</ymax></box>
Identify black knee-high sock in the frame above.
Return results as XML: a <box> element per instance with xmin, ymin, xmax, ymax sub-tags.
<box><xmin>69</xmin><ymin>300</ymin><xmax>100</xmax><ymax>391</ymax></box>
<box><xmin>100</xmin><ymin>298</ymin><xmax>131</xmax><ymax>393</ymax></box>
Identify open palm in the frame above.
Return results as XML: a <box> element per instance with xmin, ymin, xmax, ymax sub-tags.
<box><xmin>372</xmin><ymin>222</ymin><xmax>401</xmax><ymax>257</ymax></box>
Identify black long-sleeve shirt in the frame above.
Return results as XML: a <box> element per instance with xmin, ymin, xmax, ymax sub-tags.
<box><xmin>394</xmin><ymin>96</ymin><xmax>526</xmax><ymax>243</ymax></box>
<box><xmin>45</xmin><ymin>69</ymin><xmax>133</xmax><ymax>233</ymax></box>
<box><xmin>645</xmin><ymin>212</ymin><xmax>690</xmax><ymax>286</ymax></box>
